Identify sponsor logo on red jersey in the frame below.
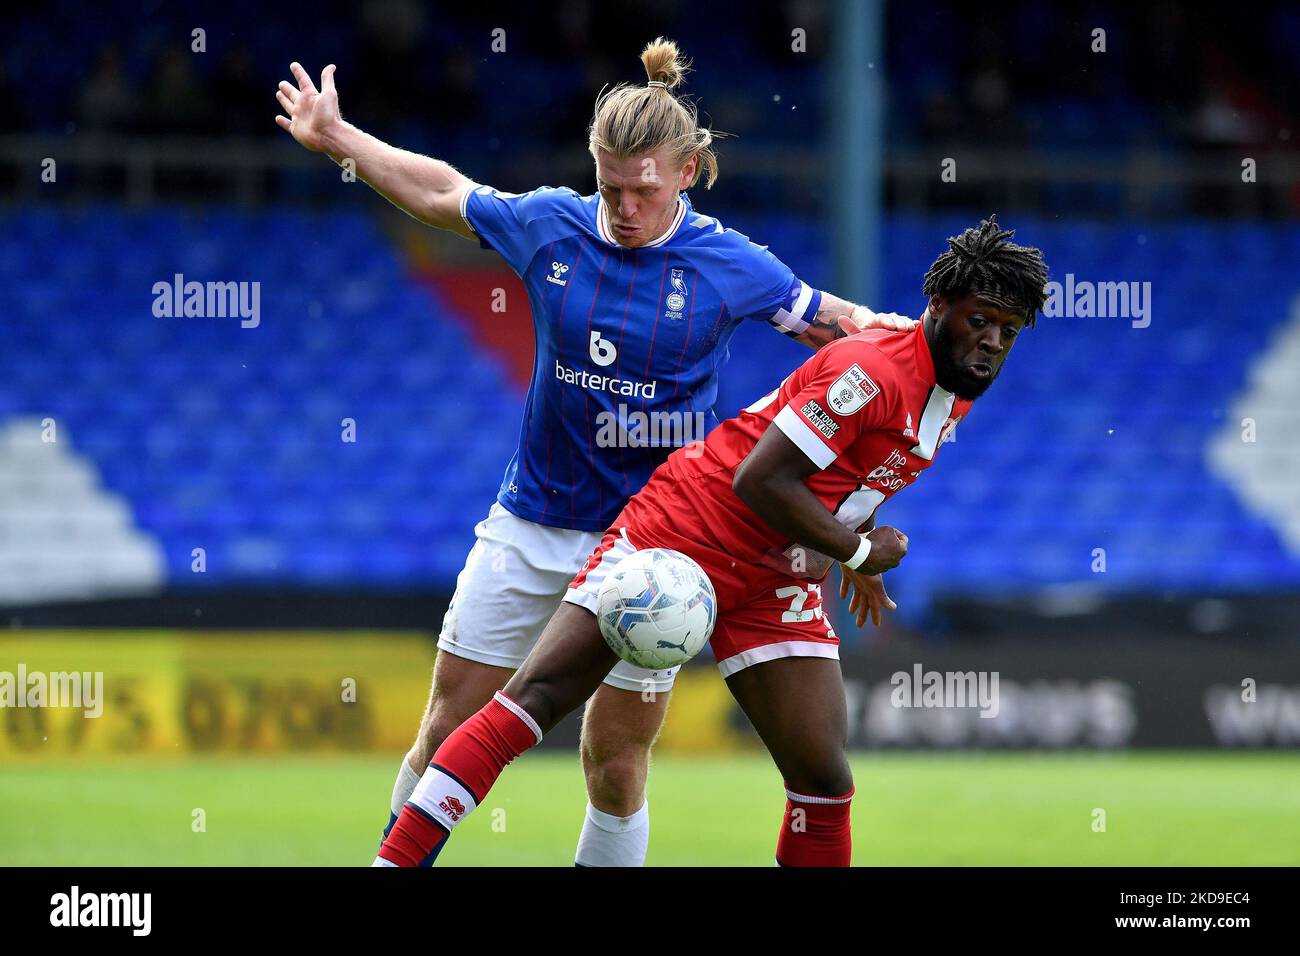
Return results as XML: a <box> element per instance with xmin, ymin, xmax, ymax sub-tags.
<box><xmin>801</xmin><ymin>399</ymin><xmax>840</xmax><ymax>439</ymax></box>
<box><xmin>827</xmin><ymin>363</ymin><xmax>880</xmax><ymax>415</ymax></box>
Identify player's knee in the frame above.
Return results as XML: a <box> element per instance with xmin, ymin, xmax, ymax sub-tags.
<box><xmin>783</xmin><ymin>755</ymin><xmax>853</xmax><ymax>800</ymax></box>
<box><xmin>581</xmin><ymin>736</ymin><xmax>649</xmax><ymax>814</ymax></box>
<box><xmin>509</xmin><ymin>679</ymin><xmax>571</xmax><ymax>733</ymax></box>
<box><xmin>412</xmin><ymin>653</ymin><xmax>515</xmax><ymax>765</ymax></box>
<box><xmin>414</xmin><ymin>680</ymin><xmax>479</xmax><ymax>763</ymax></box>
<box><xmin>413</xmin><ymin>704</ymin><xmax>461</xmax><ymax>765</ymax></box>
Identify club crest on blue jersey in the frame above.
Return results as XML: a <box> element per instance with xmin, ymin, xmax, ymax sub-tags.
<box><xmin>665</xmin><ymin>268</ymin><xmax>688</xmax><ymax>319</ymax></box>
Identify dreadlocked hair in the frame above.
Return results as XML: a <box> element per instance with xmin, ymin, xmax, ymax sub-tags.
<box><xmin>921</xmin><ymin>214</ymin><xmax>1049</xmax><ymax>327</ymax></box>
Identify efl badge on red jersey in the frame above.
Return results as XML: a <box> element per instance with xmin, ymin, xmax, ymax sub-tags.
<box><xmin>827</xmin><ymin>363</ymin><xmax>880</xmax><ymax>415</ymax></box>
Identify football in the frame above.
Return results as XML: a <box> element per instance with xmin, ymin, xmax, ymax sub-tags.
<box><xmin>596</xmin><ymin>548</ymin><xmax>717</xmax><ymax>670</ymax></box>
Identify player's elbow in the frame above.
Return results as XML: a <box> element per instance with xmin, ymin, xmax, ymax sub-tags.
<box><xmin>732</xmin><ymin>458</ymin><xmax>773</xmax><ymax>513</ymax></box>
<box><xmin>424</xmin><ymin>177</ymin><xmax>473</xmax><ymax>232</ymax></box>
<box><xmin>732</xmin><ymin>457</ymin><xmax>756</xmax><ymax>502</ymax></box>
<box><xmin>423</xmin><ymin>187</ymin><xmax>461</xmax><ymax>230</ymax></box>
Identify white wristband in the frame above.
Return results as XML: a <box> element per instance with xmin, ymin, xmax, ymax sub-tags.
<box><xmin>842</xmin><ymin>534</ymin><xmax>873</xmax><ymax>571</ymax></box>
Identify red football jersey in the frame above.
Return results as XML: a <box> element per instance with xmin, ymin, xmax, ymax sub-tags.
<box><xmin>647</xmin><ymin>321</ymin><xmax>972</xmax><ymax>578</ymax></box>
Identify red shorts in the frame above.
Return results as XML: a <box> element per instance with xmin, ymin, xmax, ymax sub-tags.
<box><xmin>564</xmin><ymin>480</ymin><xmax>839</xmax><ymax>678</ymax></box>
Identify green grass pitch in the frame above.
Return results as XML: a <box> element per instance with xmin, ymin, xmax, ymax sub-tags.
<box><xmin>3</xmin><ymin>752</ymin><xmax>1297</xmax><ymax>865</ymax></box>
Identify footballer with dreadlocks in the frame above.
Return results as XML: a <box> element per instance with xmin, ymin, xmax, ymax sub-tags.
<box><xmin>376</xmin><ymin>216</ymin><xmax>1051</xmax><ymax>868</ymax></box>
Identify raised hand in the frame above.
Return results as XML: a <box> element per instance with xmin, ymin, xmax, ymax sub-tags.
<box><xmin>275</xmin><ymin>62</ymin><xmax>341</xmax><ymax>153</ymax></box>
<box><xmin>837</xmin><ymin>306</ymin><xmax>916</xmax><ymax>335</ymax></box>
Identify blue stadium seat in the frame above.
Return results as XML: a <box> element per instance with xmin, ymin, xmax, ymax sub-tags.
<box><xmin>3</xmin><ymin>203</ymin><xmax>1299</xmax><ymax>629</ymax></box>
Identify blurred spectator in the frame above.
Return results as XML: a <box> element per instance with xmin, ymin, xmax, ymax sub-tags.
<box><xmin>1191</xmin><ymin>88</ymin><xmax>1266</xmax><ymax>146</ymax></box>
<box><xmin>354</xmin><ymin>0</ymin><xmax>430</xmax><ymax>133</ymax></box>
<box><xmin>76</xmin><ymin>45</ymin><xmax>139</xmax><ymax>132</ymax></box>
<box><xmin>0</xmin><ymin>54</ymin><xmax>23</xmax><ymax>129</ymax></box>
<box><xmin>214</xmin><ymin>46</ymin><xmax>267</xmax><ymax>137</ymax></box>
<box><xmin>143</xmin><ymin>48</ymin><xmax>211</xmax><ymax>136</ymax></box>
<box><xmin>0</xmin><ymin>0</ymin><xmax>1296</xmax><ymax>216</ymax></box>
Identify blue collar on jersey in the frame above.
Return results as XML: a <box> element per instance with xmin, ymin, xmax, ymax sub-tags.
<box><xmin>595</xmin><ymin>192</ymin><xmax>690</xmax><ymax>249</ymax></box>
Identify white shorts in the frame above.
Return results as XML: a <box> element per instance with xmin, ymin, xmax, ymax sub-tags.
<box><xmin>437</xmin><ymin>503</ymin><xmax>679</xmax><ymax>693</ymax></box>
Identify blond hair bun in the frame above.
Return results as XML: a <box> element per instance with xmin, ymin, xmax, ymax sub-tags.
<box><xmin>641</xmin><ymin>36</ymin><xmax>688</xmax><ymax>90</ymax></box>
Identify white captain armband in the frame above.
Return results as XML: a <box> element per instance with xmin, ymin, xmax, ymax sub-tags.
<box><xmin>767</xmin><ymin>280</ymin><xmax>823</xmax><ymax>337</ymax></box>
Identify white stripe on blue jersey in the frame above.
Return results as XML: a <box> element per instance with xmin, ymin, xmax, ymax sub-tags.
<box><xmin>768</xmin><ymin>279</ymin><xmax>822</xmax><ymax>337</ymax></box>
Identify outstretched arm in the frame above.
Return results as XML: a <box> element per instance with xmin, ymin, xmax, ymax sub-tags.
<box><xmin>793</xmin><ymin>290</ymin><xmax>916</xmax><ymax>350</ymax></box>
<box><xmin>276</xmin><ymin>62</ymin><xmax>476</xmax><ymax>237</ymax></box>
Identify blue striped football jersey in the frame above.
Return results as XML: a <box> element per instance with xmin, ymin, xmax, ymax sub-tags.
<box><xmin>460</xmin><ymin>184</ymin><xmax>822</xmax><ymax>531</ymax></box>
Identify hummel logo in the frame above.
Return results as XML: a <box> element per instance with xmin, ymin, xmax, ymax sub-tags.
<box><xmin>547</xmin><ymin>261</ymin><xmax>570</xmax><ymax>286</ymax></box>
<box><xmin>902</xmin><ymin>412</ymin><xmax>915</xmax><ymax>438</ymax></box>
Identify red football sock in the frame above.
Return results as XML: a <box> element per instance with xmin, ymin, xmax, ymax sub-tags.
<box><xmin>377</xmin><ymin>691</ymin><xmax>542</xmax><ymax>866</ymax></box>
<box><xmin>774</xmin><ymin>785</ymin><xmax>854</xmax><ymax>867</ymax></box>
